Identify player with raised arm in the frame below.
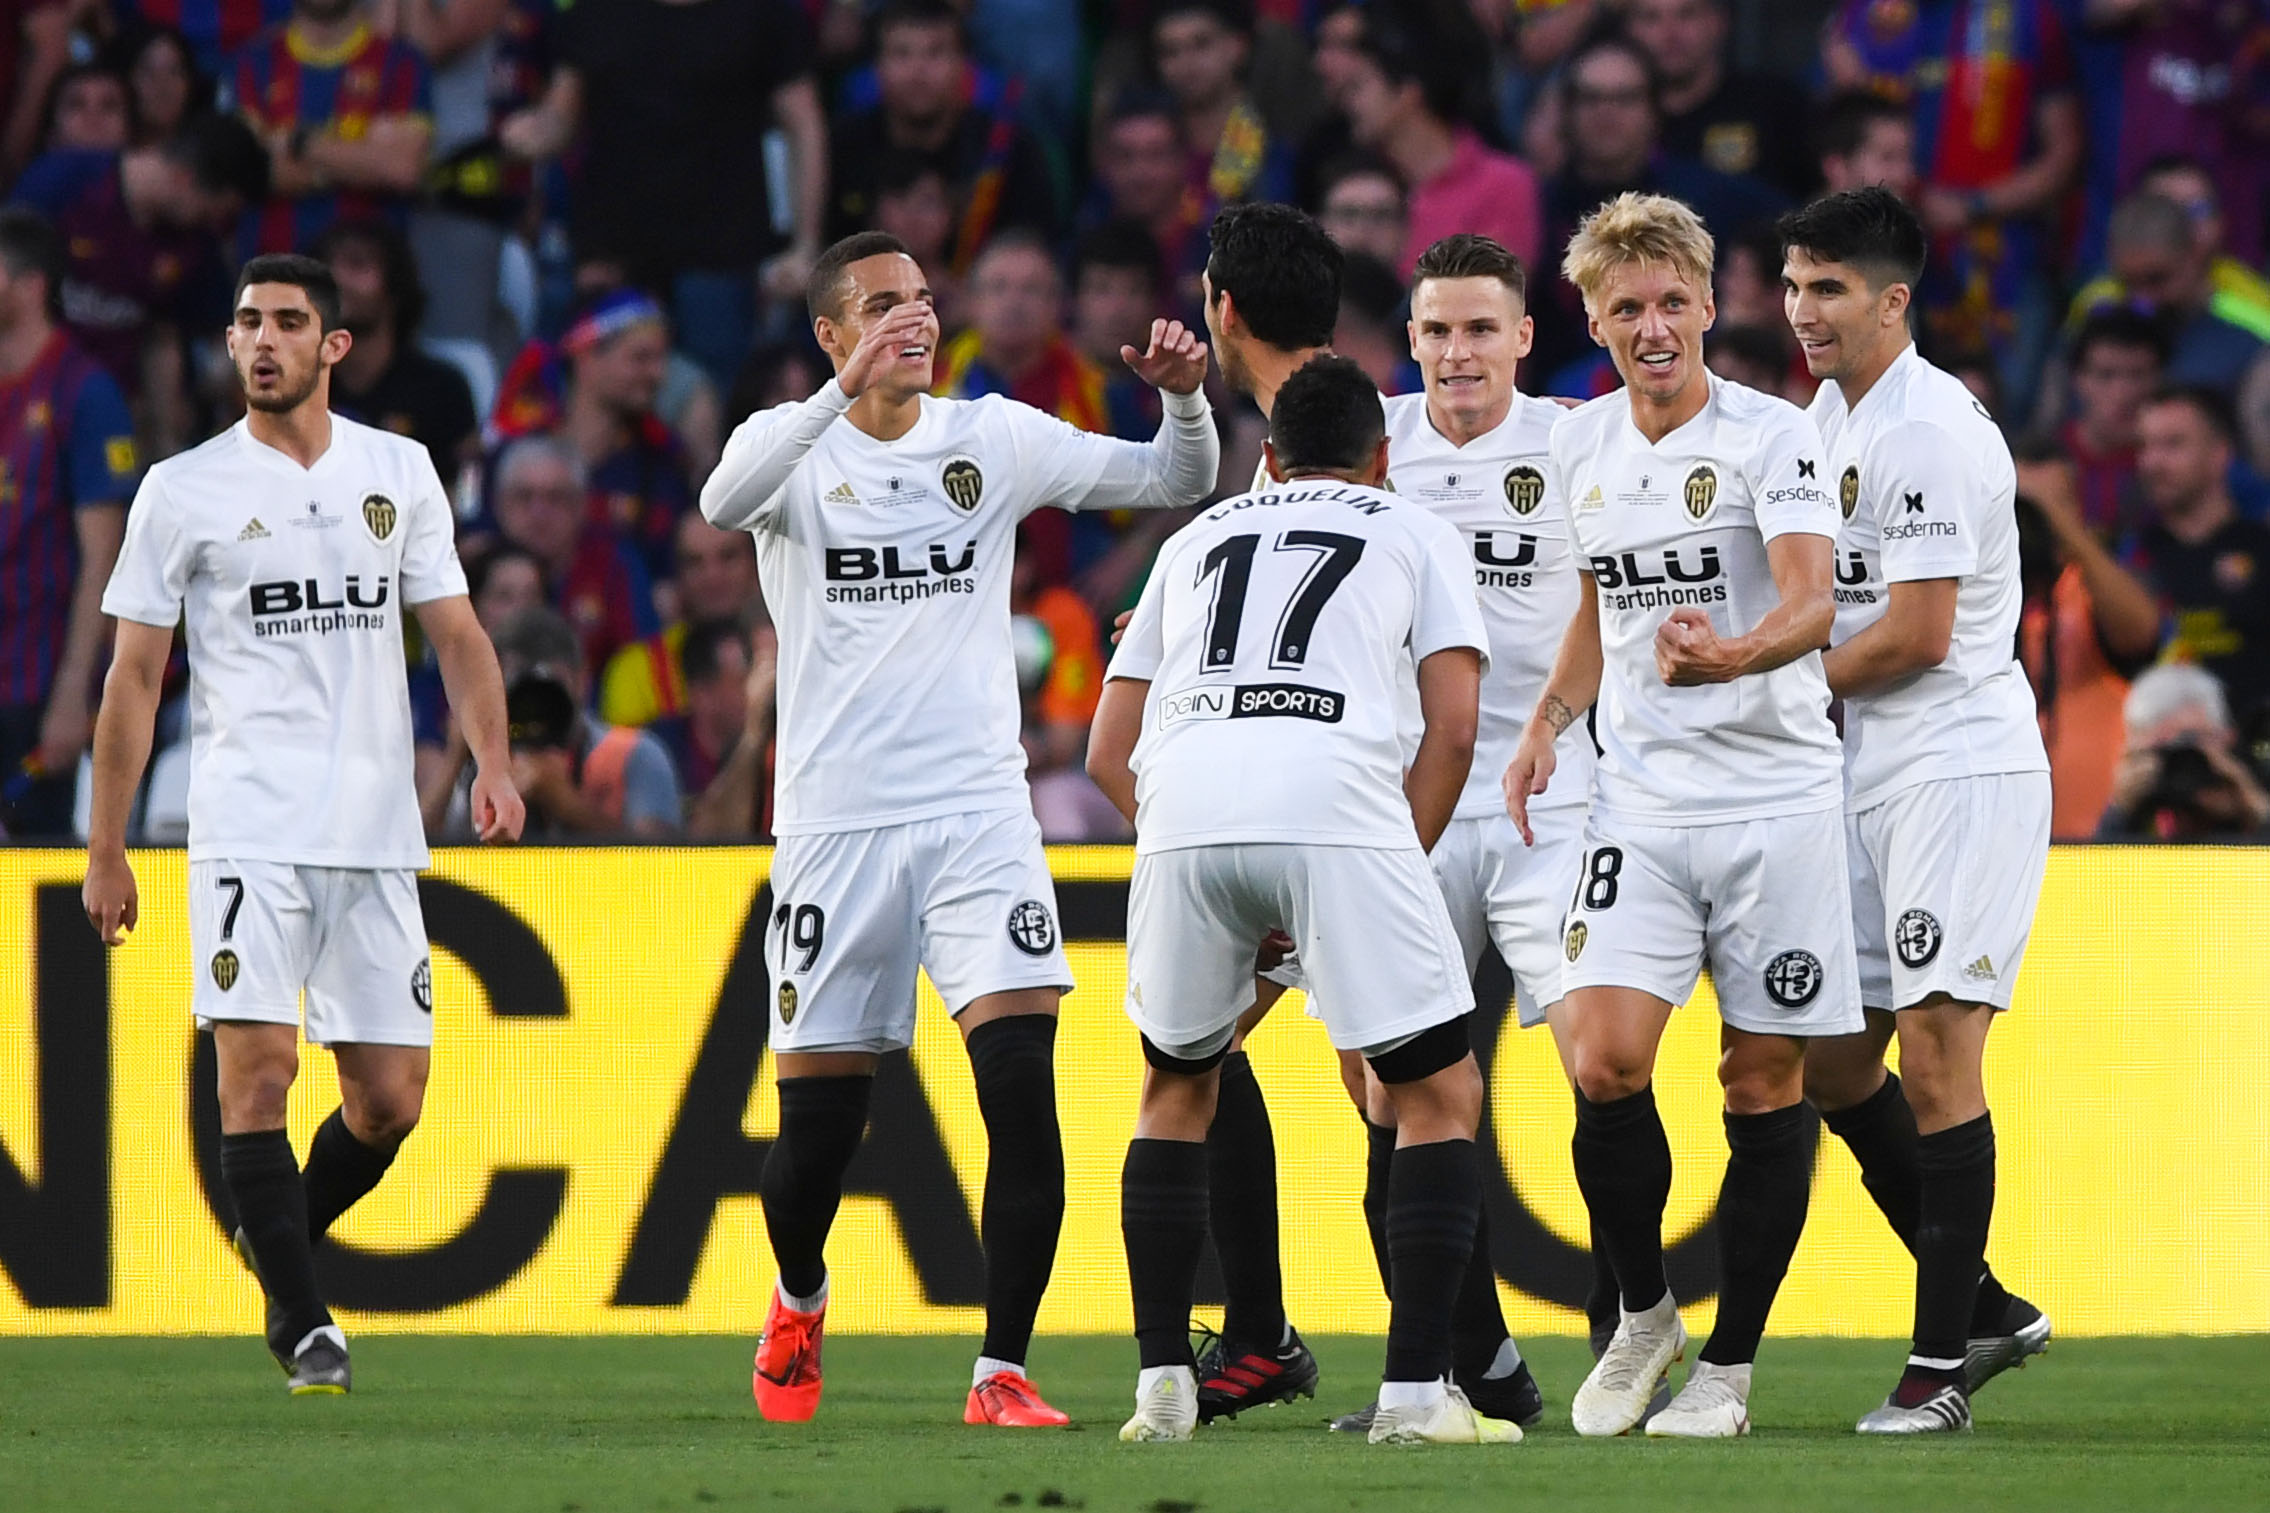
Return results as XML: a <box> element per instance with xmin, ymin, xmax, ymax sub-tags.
<box><xmin>1090</xmin><ymin>354</ymin><xmax>1512</xmax><ymax>1447</ymax></box>
<box><xmin>81</xmin><ymin>254</ymin><xmax>524</xmax><ymax>1395</ymax></box>
<box><xmin>1782</xmin><ymin>187</ymin><xmax>2053</xmax><ymax>1435</ymax></box>
<box><xmin>1505</xmin><ymin>192</ymin><xmax>1860</xmax><ymax>1439</ymax></box>
<box><xmin>698</xmin><ymin>231</ymin><xmax>1218</xmax><ymax>1428</ymax></box>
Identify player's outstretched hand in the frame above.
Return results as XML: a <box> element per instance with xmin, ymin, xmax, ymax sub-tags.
<box><xmin>1122</xmin><ymin>318</ymin><xmax>1210</xmax><ymax>395</ymax></box>
<box><xmin>472</xmin><ymin>765</ymin><xmax>527</xmax><ymax>844</ymax></box>
<box><xmin>1654</xmin><ymin>608</ymin><xmax>1738</xmax><ymax>686</ymax></box>
<box><xmin>1502</xmin><ymin>730</ymin><xmax>1557</xmax><ymax>848</ymax></box>
<box><xmin>1110</xmin><ymin>608</ymin><xmax>1134</xmax><ymax>647</ymax></box>
<box><xmin>839</xmin><ymin>300</ymin><xmax>939</xmax><ymax>399</ymax></box>
<box><xmin>82</xmin><ymin>852</ymin><xmax>138</xmax><ymax>946</ymax></box>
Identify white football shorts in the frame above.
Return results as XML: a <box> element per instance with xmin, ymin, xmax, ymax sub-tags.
<box><xmin>1127</xmin><ymin>842</ymin><xmax>1473</xmax><ymax>1057</ymax></box>
<box><xmin>767</xmin><ymin>807</ymin><xmax>1072</xmax><ymax>1054</ymax></box>
<box><xmin>1849</xmin><ymin>771</ymin><xmax>2051</xmax><ymax>1013</ymax></box>
<box><xmin>188</xmin><ymin>860</ymin><xmax>433</xmax><ymax>1046</ymax></box>
<box><xmin>1559</xmin><ymin>806</ymin><xmax>1864</xmax><ymax>1038</ymax></box>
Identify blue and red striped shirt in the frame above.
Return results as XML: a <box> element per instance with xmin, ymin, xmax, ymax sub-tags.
<box><xmin>0</xmin><ymin>332</ymin><xmax>138</xmax><ymax>706</ymax></box>
<box><xmin>126</xmin><ymin>0</ymin><xmax>294</xmax><ymax>79</ymax></box>
<box><xmin>234</xmin><ymin>21</ymin><xmax>431</xmax><ymax>259</ymax></box>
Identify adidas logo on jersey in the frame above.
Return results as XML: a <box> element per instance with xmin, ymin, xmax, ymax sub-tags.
<box><xmin>238</xmin><ymin>517</ymin><xmax>270</xmax><ymax>541</ymax></box>
<box><xmin>824</xmin><ymin>482</ymin><xmax>858</xmax><ymax>506</ymax></box>
<box><xmin>1580</xmin><ymin>485</ymin><xmax>1606</xmax><ymax>511</ymax></box>
<box><xmin>1962</xmin><ymin>955</ymin><xmax>1996</xmax><ymax>983</ymax></box>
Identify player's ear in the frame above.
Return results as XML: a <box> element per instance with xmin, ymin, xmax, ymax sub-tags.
<box><xmin>1364</xmin><ymin>436</ymin><xmax>1390</xmax><ymax>487</ymax></box>
<box><xmin>1584</xmin><ymin>305</ymin><xmax>1604</xmax><ymax>349</ymax></box>
<box><xmin>1515</xmin><ymin>313</ymin><xmax>1535</xmax><ymax>361</ymax></box>
<box><xmin>1261</xmin><ymin>440</ymin><xmax>1286</xmax><ymax>483</ymax></box>
<box><xmin>1882</xmin><ymin>280</ymin><xmax>1911</xmax><ymax>329</ymax></box>
<box><xmin>322</xmin><ymin>326</ymin><xmax>352</xmax><ymax>365</ymax></box>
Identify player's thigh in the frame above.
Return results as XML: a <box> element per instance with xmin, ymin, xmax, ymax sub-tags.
<box><xmin>303</xmin><ymin>869</ymin><xmax>435</xmax><ymax>1049</ymax></box>
<box><xmin>189</xmin><ymin>859</ymin><xmax>316</xmax><ymax>1033</ymax></box>
<box><xmin>1125</xmin><ymin>846</ymin><xmax>1275</xmax><ymax>1060</ymax></box>
<box><xmin>1480</xmin><ymin>805</ymin><xmax>1585</xmax><ymax>1029</ymax></box>
<box><xmin>1280</xmin><ymin>844</ymin><xmax>1473</xmax><ymax>1054</ymax></box>
<box><xmin>330</xmin><ymin>1040</ymin><xmax>431</xmax><ymax>1138</ymax></box>
<box><xmin>1299</xmin><ymin>821</ymin><xmax>1488</xmax><ymax>1034</ymax></box>
<box><xmin>1847</xmin><ymin>810</ymin><xmax>1895</xmax><ymax>1014</ymax></box>
<box><xmin>1559</xmin><ymin>815</ymin><xmax>1707</xmax><ymax>1014</ymax></box>
<box><xmin>1861</xmin><ymin>772</ymin><xmax>2052</xmax><ymax>1014</ymax></box>
<box><xmin>1697</xmin><ymin>809</ymin><xmax>1865</xmax><ymax>1040</ymax></box>
<box><xmin>916</xmin><ymin>808</ymin><xmax>1073</xmax><ymax>1017</ymax></box>
<box><xmin>769</xmin><ymin>826</ymin><xmax>922</xmax><ymax>1055</ymax></box>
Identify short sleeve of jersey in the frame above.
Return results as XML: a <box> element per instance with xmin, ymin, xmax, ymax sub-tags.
<box><xmin>65</xmin><ymin>366</ymin><xmax>138</xmax><ymax>506</ymax></box>
<box><xmin>399</xmin><ymin>452</ymin><xmax>469</xmax><ymax>604</ymax></box>
<box><xmin>102</xmin><ymin>472</ymin><xmax>190</xmax><ymax>627</ymax></box>
<box><xmin>1105</xmin><ymin>549</ymin><xmax>1171</xmax><ymax>682</ymax></box>
<box><xmin>1871</xmin><ymin>425</ymin><xmax>1981</xmax><ymax>582</ymax></box>
<box><xmin>1748</xmin><ymin>405</ymin><xmax>1836</xmax><ymax>542</ymax></box>
<box><xmin>1409</xmin><ymin>516</ymin><xmax>1491</xmax><ymax>668</ymax></box>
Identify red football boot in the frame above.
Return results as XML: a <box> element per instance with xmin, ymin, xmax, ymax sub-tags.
<box><xmin>964</xmin><ymin>1370</ymin><xmax>1072</xmax><ymax>1427</ymax></box>
<box><xmin>753</xmin><ymin>1288</ymin><xmax>826</xmax><ymax>1422</ymax></box>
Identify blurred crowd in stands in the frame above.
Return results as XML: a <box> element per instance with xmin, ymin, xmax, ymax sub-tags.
<box><xmin>0</xmin><ymin>0</ymin><xmax>2265</xmax><ymax>845</ymax></box>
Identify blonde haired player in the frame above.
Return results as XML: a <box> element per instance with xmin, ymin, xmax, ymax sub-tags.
<box><xmin>1505</xmin><ymin>192</ymin><xmax>1861</xmax><ymax>1438</ymax></box>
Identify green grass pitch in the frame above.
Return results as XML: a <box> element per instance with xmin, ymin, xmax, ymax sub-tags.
<box><xmin>2</xmin><ymin>1335</ymin><xmax>2264</xmax><ymax>1512</ymax></box>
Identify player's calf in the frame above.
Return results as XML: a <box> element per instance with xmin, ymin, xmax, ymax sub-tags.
<box><xmin>966</xmin><ymin>1013</ymin><xmax>1067</xmax><ymax>1406</ymax></box>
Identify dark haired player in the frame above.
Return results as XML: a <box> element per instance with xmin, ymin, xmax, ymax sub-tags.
<box><xmin>83</xmin><ymin>253</ymin><xmax>524</xmax><ymax>1393</ymax></box>
<box><xmin>699</xmin><ymin>231</ymin><xmax>1217</xmax><ymax>1427</ymax></box>
<box><xmin>1092</xmin><ymin>354</ymin><xmax>1513</xmax><ymax>1446</ymax></box>
<box><xmin>1782</xmin><ymin>186</ymin><xmax>2052</xmax><ymax>1434</ymax></box>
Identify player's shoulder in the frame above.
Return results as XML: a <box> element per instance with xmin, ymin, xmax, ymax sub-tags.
<box><xmin>147</xmin><ymin>422</ymin><xmax>247</xmax><ymax>486</ymax></box>
<box><xmin>1549</xmin><ymin>389</ymin><xmax>1627</xmax><ymax>453</ymax></box>
<box><xmin>1711</xmin><ymin>374</ymin><xmax>1811</xmax><ymax>430</ymax></box>
<box><xmin>1381</xmin><ymin>390</ymin><xmax>1429</xmax><ymax>436</ymax></box>
<box><xmin>330</xmin><ymin>410</ymin><xmax>429</xmax><ymax>463</ymax></box>
<box><xmin>1861</xmin><ymin>356</ymin><xmax>2008</xmax><ymax>465</ymax></box>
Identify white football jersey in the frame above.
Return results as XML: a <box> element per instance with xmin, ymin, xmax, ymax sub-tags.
<box><xmin>1813</xmin><ymin>344</ymin><xmax>2047</xmax><ymax>810</ymax></box>
<box><xmin>702</xmin><ymin>381</ymin><xmax>1218</xmax><ymax>834</ymax></box>
<box><xmin>1107</xmin><ymin>478</ymin><xmax>1489</xmax><ymax>853</ymax></box>
<box><xmin>102</xmin><ymin>415</ymin><xmax>467</xmax><ymax>867</ymax></box>
<box><xmin>1551</xmin><ymin>374</ymin><xmax>1844</xmax><ymax>824</ymax></box>
<box><xmin>1383</xmin><ymin>391</ymin><xmax>1594</xmax><ymax>818</ymax></box>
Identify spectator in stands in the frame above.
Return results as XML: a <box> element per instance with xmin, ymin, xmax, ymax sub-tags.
<box><xmin>428</xmin><ymin>604</ymin><xmax>680</xmax><ymax>839</ymax></box>
<box><xmin>825</xmin><ymin>0</ymin><xmax>1057</xmax><ymax>259</ymax></box>
<box><xmin>2098</xmin><ymin>663</ymin><xmax>2270</xmax><ymax>839</ymax></box>
<box><xmin>1331</xmin><ymin>6</ymin><xmax>1541</xmax><ymax>275</ymax></box>
<box><xmin>600</xmin><ymin>512</ymin><xmax>763</xmax><ymax>729</ymax></box>
<box><xmin>1825</xmin><ymin>0</ymin><xmax>2083</xmax><ymax>413</ymax></box>
<box><xmin>865</xmin><ymin>148</ymin><xmax>965</xmax><ymax>330</ymax></box>
<box><xmin>502</xmin><ymin>0</ymin><xmax>826</xmax><ymax>393</ymax></box>
<box><xmin>8</xmin><ymin>115</ymin><xmax>268</xmax><ymax>453</ymax></box>
<box><xmin>0</xmin><ymin>208</ymin><xmax>136</xmax><ymax>840</ymax></box>
<box><xmin>1626</xmin><ymin>0</ymin><xmax>1815</xmax><ymax>199</ymax></box>
<box><xmin>725</xmin><ymin>336</ymin><xmax>827</xmax><ymax>428</ymax></box>
<box><xmin>233</xmin><ymin>0</ymin><xmax>432</xmax><ymax>261</ymax></box>
<box><xmin>134</xmin><ymin>0</ymin><xmax>291</xmax><ymax>80</ymax></box>
<box><xmin>1</xmin><ymin>0</ymin><xmax>74</xmax><ymax>178</ymax></box>
<box><xmin>2125</xmin><ymin>387</ymin><xmax>2270</xmax><ymax>733</ymax></box>
<box><xmin>1313</xmin><ymin>153</ymin><xmax>1408</xmax><ymax>269</ymax></box>
<box><xmin>1151</xmin><ymin>0</ymin><xmax>1294</xmax><ymax>208</ymax></box>
<box><xmin>112</xmin><ymin>24</ymin><xmax>209</xmax><ymax>149</ymax></box>
<box><xmin>1334</xmin><ymin>250</ymin><xmax>1411</xmax><ymax>395</ymax></box>
<box><xmin>651</xmin><ymin>615</ymin><xmax>779</xmax><ymax>840</ymax></box>
<box><xmin>488</xmin><ymin>433</ymin><xmax>658</xmax><ymax>682</ymax></box>
<box><xmin>1815</xmin><ymin>89</ymin><xmax>1917</xmax><ymax>202</ymax></box>
<box><xmin>468</xmin><ymin>542</ymin><xmax>546</xmax><ymax>630</ymax></box>
<box><xmin>313</xmin><ymin>216</ymin><xmax>477</xmax><ymax>479</ymax></box>
<box><xmin>2100</xmin><ymin>193</ymin><xmax>2270</xmax><ymax>470</ymax></box>
<box><xmin>42</xmin><ymin>62</ymin><xmax>131</xmax><ymax>153</ymax></box>
<box><xmin>2071</xmin><ymin>157</ymin><xmax>2270</xmax><ymax>345</ymax></box>
<box><xmin>1087</xmin><ymin>91</ymin><xmax>1208</xmax><ymax>317</ymax></box>
<box><xmin>493</xmin><ymin>288</ymin><xmax>697</xmax><ymax>584</ymax></box>
<box><xmin>2014</xmin><ymin>450</ymin><xmax>2162</xmax><ymax>836</ymax></box>
<box><xmin>2084</xmin><ymin>0</ymin><xmax>2270</xmax><ymax>269</ymax></box>
<box><xmin>1705</xmin><ymin>323</ymin><xmax>1790</xmax><ymax>397</ymax></box>
<box><xmin>1070</xmin><ymin>220</ymin><xmax>1167</xmax><ymax>443</ymax></box>
<box><xmin>2055</xmin><ymin>309</ymin><xmax>2168</xmax><ymax>537</ymax></box>
<box><xmin>1012</xmin><ymin>546</ymin><xmax>1121</xmax><ymax>841</ymax></box>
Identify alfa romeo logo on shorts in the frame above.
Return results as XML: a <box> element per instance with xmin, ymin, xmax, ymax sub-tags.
<box><xmin>1006</xmin><ymin>899</ymin><xmax>1056</xmax><ymax>956</ymax></box>
<box><xmin>1839</xmin><ymin>464</ymin><xmax>1860</xmax><ymax>521</ymax></box>
<box><xmin>778</xmin><ymin>981</ymin><xmax>798</xmax><ymax>1024</ymax></box>
<box><xmin>1764</xmin><ymin>949</ymin><xmax>1822</xmax><ymax>1008</ymax></box>
<box><xmin>1503</xmin><ymin>465</ymin><xmax>1545</xmax><ymax>518</ymax></box>
<box><xmin>1683</xmin><ymin>464</ymin><xmax>1718</xmax><ymax>523</ymax></box>
<box><xmin>361</xmin><ymin>492</ymin><xmax>397</xmax><ymax>541</ymax></box>
<box><xmin>942</xmin><ymin>457</ymin><xmax>984</xmax><ymax>512</ymax></box>
<box><xmin>1564</xmin><ymin>920</ymin><xmax>1588</xmax><ymax>962</ymax></box>
<box><xmin>211</xmin><ymin>949</ymin><xmax>239</xmax><ymax>992</ymax></box>
<box><xmin>410</xmin><ymin>958</ymin><xmax>432</xmax><ymax>1013</ymax></box>
<box><xmin>1894</xmin><ymin>908</ymin><xmax>1943</xmax><ymax>969</ymax></box>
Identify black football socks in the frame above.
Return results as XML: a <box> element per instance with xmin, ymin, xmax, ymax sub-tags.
<box><xmin>1361</xmin><ymin>1117</ymin><xmax>1396</xmax><ymax>1294</ymax></box>
<box><xmin>1205</xmin><ymin>1051</ymin><xmax>1287</xmax><ymax>1348</ymax></box>
<box><xmin>1698</xmin><ymin>1103</ymin><xmax>1813</xmax><ymax>1367</ymax></box>
<box><xmin>759</xmin><ymin>1074</ymin><xmax>873</xmax><ymax>1300</ymax></box>
<box><xmin>1382</xmin><ymin>1138</ymin><xmax>1481</xmax><ymax>1385</ymax></box>
<box><xmin>301</xmin><ymin>1108</ymin><xmax>399</xmax><ymax>1239</ymax></box>
<box><xmin>1571</xmin><ymin>1086</ymin><xmax>1674</xmax><ymax>1313</ymax></box>
<box><xmin>1122</xmin><ymin>1137</ymin><xmax>1208</xmax><ymax>1369</ymax></box>
<box><xmin>1903</xmin><ymin>1112</ymin><xmax>1997</xmax><ymax>1398</ymax></box>
<box><xmin>220</xmin><ymin>1128</ymin><xmax>332</xmax><ymax>1353</ymax></box>
<box><xmin>966</xmin><ymin>1015</ymin><xmax>1066</xmax><ymax>1367</ymax></box>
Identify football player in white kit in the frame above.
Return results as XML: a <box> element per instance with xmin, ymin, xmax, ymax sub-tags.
<box><xmin>1091</xmin><ymin>354</ymin><xmax>1512</xmax><ymax>1447</ymax></box>
<box><xmin>698</xmin><ymin>231</ymin><xmax>1218</xmax><ymax>1427</ymax></box>
<box><xmin>1781</xmin><ymin>188</ymin><xmax>2053</xmax><ymax>1434</ymax></box>
<box><xmin>1504</xmin><ymin>193</ymin><xmax>1862</xmax><ymax>1439</ymax></box>
<box><xmin>81</xmin><ymin>254</ymin><xmax>525</xmax><ymax>1394</ymax></box>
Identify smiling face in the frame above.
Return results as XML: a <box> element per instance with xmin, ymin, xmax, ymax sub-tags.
<box><xmin>228</xmin><ymin>282</ymin><xmax>348</xmax><ymax>414</ymax></box>
<box><xmin>1587</xmin><ymin>259</ymin><xmax>1713</xmax><ymax>407</ymax></box>
<box><xmin>816</xmin><ymin>251</ymin><xmax>941</xmax><ymax>397</ymax></box>
<box><xmin>1410</xmin><ymin>275</ymin><xmax>1530</xmax><ymax>434</ymax></box>
<box><xmin>1781</xmin><ymin>247</ymin><xmax>1905</xmax><ymax>385</ymax></box>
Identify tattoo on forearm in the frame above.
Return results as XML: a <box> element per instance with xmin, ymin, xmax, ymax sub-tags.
<box><xmin>1541</xmin><ymin>695</ymin><xmax>1577</xmax><ymax>735</ymax></box>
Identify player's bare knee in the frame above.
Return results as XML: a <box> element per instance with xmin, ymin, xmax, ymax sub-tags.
<box><xmin>344</xmin><ymin>1084</ymin><xmax>424</xmax><ymax>1148</ymax></box>
<box><xmin>1137</xmin><ymin>1065</ymin><xmax>1220</xmax><ymax>1141</ymax></box>
<box><xmin>1572</xmin><ymin>1045</ymin><xmax>1650</xmax><ymax>1104</ymax></box>
<box><xmin>1802</xmin><ymin>1041</ymin><xmax>1885</xmax><ymax>1113</ymax></box>
<box><xmin>1720</xmin><ymin>1036</ymin><xmax>1805</xmax><ymax>1116</ymax></box>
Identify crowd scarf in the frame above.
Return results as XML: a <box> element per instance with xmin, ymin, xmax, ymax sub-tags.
<box><xmin>935</xmin><ymin>328</ymin><xmax>1110</xmax><ymax>436</ymax></box>
<box><xmin>951</xmin><ymin>76</ymin><xmax>1027</xmax><ymax>279</ymax></box>
<box><xmin>491</xmin><ymin>290</ymin><xmax>669</xmax><ymax>440</ymax></box>
<box><xmin>1207</xmin><ymin>97</ymin><xmax>1269</xmax><ymax>203</ymax></box>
